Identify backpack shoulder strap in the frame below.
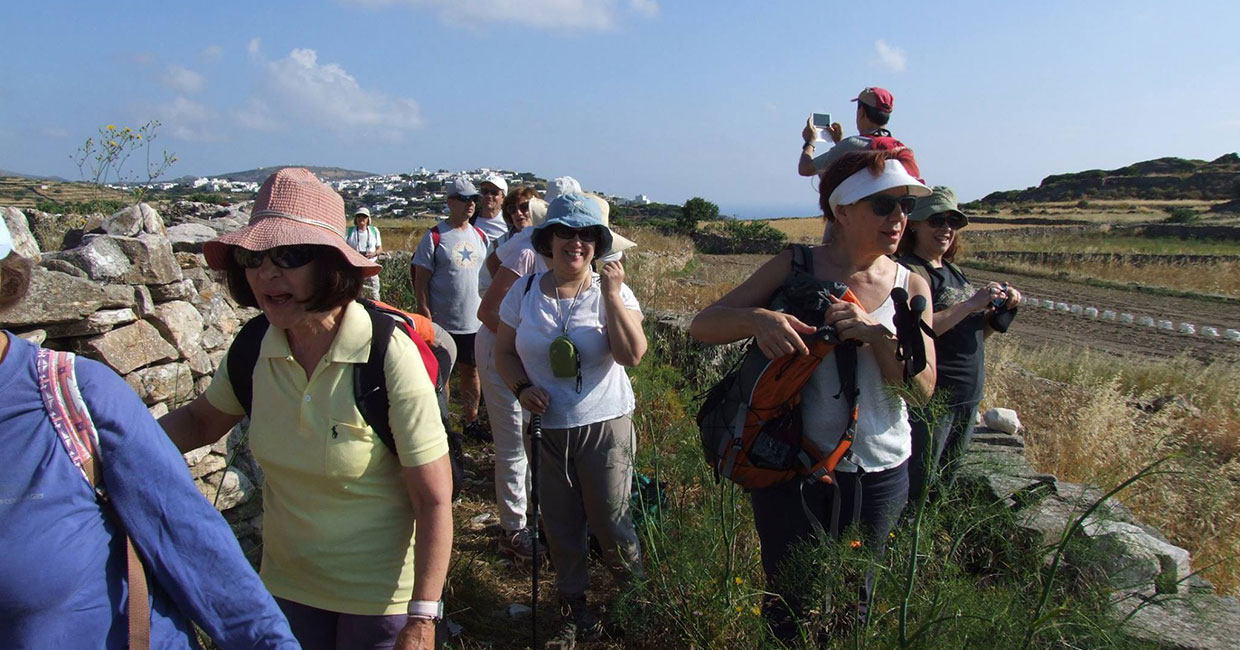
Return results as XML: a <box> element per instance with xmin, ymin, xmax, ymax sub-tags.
<box><xmin>473</xmin><ymin>225</ymin><xmax>487</xmax><ymax>243</ymax></box>
<box><xmin>789</xmin><ymin>243</ymin><xmax>814</xmax><ymax>275</ymax></box>
<box><xmin>524</xmin><ymin>273</ymin><xmax>537</xmax><ymax>295</ymax></box>
<box><xmin>226</xmin><ymin>313</ymin><xmax>271</xmax><ymax>417</ymax></box>
<box><xmin>356</xmin><ymin>307</ymin><xmax>399</xmax><ymax>456</ymax></box>
<box><xmin>35</xmin><ymin>348</ymin><xmax>152</xmax><ymax>650</ymax></box>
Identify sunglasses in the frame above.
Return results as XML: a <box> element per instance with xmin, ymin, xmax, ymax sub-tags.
<box><xmin>480</xmin><ymin>187</ymin><xmax>503</xmax><ymax>197</ymax></box>
<box><xmin>232</xmin><ymin>245</ymin><xmax>318</xmax><ymax>269</ymax></box>
<box><xmin>926</xmin><ymin>213</ymin><xmax>967</xmax><ymax>229</ymax></box>
<box><xmin>448</xmin><ymin>194</ymin><xmax>478</xmax><ymax>203</ymax></box>
<box><xmin>515</xmin><ymin>201</ymin><xmax>531</xmax><ymax>213</ymax></box>
<box><xmin>860</xmin><ymin>193</ymin><xmax>918</xmax><ymax>217</ymax></box>
<box><xmin>547</xmin><ymin>224</ymin><xmax>602</xmax><ymax>242</ymax></box>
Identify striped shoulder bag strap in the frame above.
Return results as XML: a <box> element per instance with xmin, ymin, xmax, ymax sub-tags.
<box><xmin>36</xmin><ymin>348</ymin><xmax>151</xmax><ymax>650</ymax></box>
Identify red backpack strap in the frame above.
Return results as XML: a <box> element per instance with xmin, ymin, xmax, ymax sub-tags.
<box><xmin>35</xmin><ymin>348</ymin><xmax>151</xmax><ymax>650</ymax></box>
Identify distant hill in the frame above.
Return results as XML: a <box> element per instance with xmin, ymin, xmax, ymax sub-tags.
<box><xmin>979</xmin><ymin>153</ymin><xmax>1240</xmax><ymax>204</ymax></box>
<box><xmin>209</xmin><ymin>166</ymin><xmax>377</xmax><ymax>183</ymax></box>
<box><xmin>0</xmin><ymin>168</ymin><xmax>69</xmax><ymax>182</ymax></box>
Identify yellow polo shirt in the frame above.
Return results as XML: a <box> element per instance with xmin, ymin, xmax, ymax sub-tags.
<box><xmin>206</xmin><ymin>301</ymin><xmax>448</xmax><ymax>615</ymax></box>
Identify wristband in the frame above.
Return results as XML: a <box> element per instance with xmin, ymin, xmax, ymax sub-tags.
<box><xmin>407</xmin><ymin>599</ymin><xmax>443</xmax><ymax>621</ymax></box>
<box><xmin>512</xmin><ymin>380</ymin><xmax>533</xmax><ymax>397</ymax></box>
<box><xmin>802</xmin><ymin>141</ymin><xmax>815</xmax><ymax>149</ymax></box>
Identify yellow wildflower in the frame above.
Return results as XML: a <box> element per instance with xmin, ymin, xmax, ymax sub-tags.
<box><xmin>106</xmin><ymin>124</ymin><xmax>115</xmax><ymax>130</ymax></box>
<box><xmin>734</xmin><ymin>606</ymin><xmax>743</xmax><ymax>613</ymax></box>
<box><xmin>750</xmin><ymin>606</ymin><xmax>761</xmax><ymax>616</ymax></box>
<box><xmin>733</xmin><ymin>576</ymin><xmax>743</xmax><ymax>585</ymax></box>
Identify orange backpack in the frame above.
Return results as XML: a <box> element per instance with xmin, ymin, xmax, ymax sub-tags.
<box><xmin>696</xmin><ymin>245</ymin><xmax>863</xmax><ymax>489</ymax></box>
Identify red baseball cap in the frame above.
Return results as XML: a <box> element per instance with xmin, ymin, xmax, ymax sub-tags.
<box><xmin>852</xmin><ymin>87</ymin><xmax>894</xmax><ymax>113</ymax></box>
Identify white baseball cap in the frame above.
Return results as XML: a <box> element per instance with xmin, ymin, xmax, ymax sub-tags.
<box><xmin>480</xmin><ymin>173</ymin><xmax>508</xmax><ymax>195</ymax></box>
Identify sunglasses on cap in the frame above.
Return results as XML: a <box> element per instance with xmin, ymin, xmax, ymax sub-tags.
<box><xmin>926</xmin><ymin>213</ymin><xmax>967</xmax><ymax>229</ymax></box>
<box><xmin>546</xmin><ymin>224</ymin><xmax>602</xmax><ymax>242</ymax></box>
<box><xmin>859</xmin><ymin>193</ymin><xmax>917</xmax><ymax>217</ymax></box>
<box><xmin>479</xmin><ymin>187</ymin><xmax>503</xmax><ymax>197</ymax></box>
<box><xmin>232</xmin><ymin>245</ymin><xmax>318</xmax><ymax>269</ymax></box>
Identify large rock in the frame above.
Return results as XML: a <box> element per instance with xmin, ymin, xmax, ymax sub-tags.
<box><xmin>1072</xmin><ymin>519</ymin><xmax>1192</xmax><ymax>594</ymax></box>
<box><xmin>102</xmin><ymin>204</ymin><xmax>163</xmax><ymax>237</ymax></box>
<box><xmin>166</xmin><ymin>223</ymin><xmax>218</xmax><ymax>253</ymax></box>
<box><xmin>43</xmin><ymin>308</ymin><xmax>137</xmax><ymax>338</ymax></box>
<box><xmin>112</xmin><ymin>234</ymin><xmax>182</xmax><ymax>285</ymax></box>
<box><xmin>150</xmin><ymin>278</ymin><xmax>195</xmax><ymax>302</ymax></box>
<box><xmin>0</xmin><ymin>267</ymin><xmax>109</xmax><ymax>327</ymax></box>
<box><xmin>1111</xmin><ymin>591</ymin><xmax>1240</xmax><ymax>650</ymax></box>
<box><xmin>2</xmin><ymin>207</ymin><xmax>41</xmax><ymax>259</ymax></box>
<box><xmin>38</xmin><ymin>257</ymin><xmax>87</xmax><ymax>278</ymax></box>
<box><xmin>101</xmin><ymin>284</ymin><xmax>138</xmax><ymax>310</ymax></box>
<box><xmin>124</xmin><ymin>361</ymin><xmax>193</xmax><ymax>405</ymax></box>
<box><xmin>52</xmin><ymin>235</ymin><xmax>131</xmax><ymax>281</ymax></box>
<box><xmin>196</xmin><ymin>467</ymin><xmax>255</xmax><ymax>511</ymax></box>
<box><xmin>79</xmin><ymin>320</ymin><xmax>178</xmax><ymax>374</ymax></box>
<box><xmin>147</xmin><ymin>300</ymin><xmax>204</xmax><ymax>356</ymax></box>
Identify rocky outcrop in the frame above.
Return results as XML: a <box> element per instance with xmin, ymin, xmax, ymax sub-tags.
<box><xmin>980</xmin><ymin>153</ymin><xmax>1240</xmax><ymax>203</ymax></box>
<box><xmin>0</xmin><ymin>202</ymin><xmax>263</xmax><ymax>560</ymax></box>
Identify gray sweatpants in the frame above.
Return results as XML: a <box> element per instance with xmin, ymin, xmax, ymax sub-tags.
<box><xmin>528</xmin><ymin>414</ymin><xmax>643</xmax><ymax>598</ymax></box>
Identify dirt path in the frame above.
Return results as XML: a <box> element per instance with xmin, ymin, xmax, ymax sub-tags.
<box><xmin>964</xmin><ymin>266</ymin><xmax>1240</xmax><ymax>363</ymax></box>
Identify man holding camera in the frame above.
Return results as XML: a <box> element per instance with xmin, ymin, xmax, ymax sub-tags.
<box><xmin>798</xmin><ymin>86</ymin><xmax>900</xmax><ymax>177</ymax></box>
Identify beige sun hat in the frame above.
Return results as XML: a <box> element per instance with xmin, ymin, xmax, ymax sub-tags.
<box><xmin>203</xmin><ymin>167</ymin><xmax>381</xmax><ymax>277</ymax></box>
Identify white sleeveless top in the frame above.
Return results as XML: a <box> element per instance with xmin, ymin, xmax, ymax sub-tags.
<box><xmin>800</xmin><ymin>264</ymin><xmax>911</xmax><ymax>473</ymax></box>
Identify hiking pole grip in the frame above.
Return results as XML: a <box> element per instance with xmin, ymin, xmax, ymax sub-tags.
<box><xmin>529</xmin><ymin>414</ymin><xmax>542</xmax><ymax>649</ymax></box>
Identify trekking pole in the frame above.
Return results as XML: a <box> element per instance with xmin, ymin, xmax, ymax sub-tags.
<box><xmin>530</xmin><ymin>414</ymin><xmax>542</xmax><ymax>649</ymax></box>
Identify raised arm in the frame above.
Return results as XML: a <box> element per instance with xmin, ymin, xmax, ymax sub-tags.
<box><xmin>599</xmin><ymin>260</ymin><xmax>646</xmax><ymax>367</ymax></box>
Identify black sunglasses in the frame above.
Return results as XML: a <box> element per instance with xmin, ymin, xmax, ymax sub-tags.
<box><xmin>860</xmin><ymin>193</ymin><xmax>918</xmax><ymax>217</ymax></box>
<box><xmin>448</xmin><ymin>194</ymin><xmax>478</xmax><ymax>203</ymax></box>
<box><xmin>233</xmin><ymin>245</ymin><xmax>318</xmax><ymax>269</ymax></box>
<box><xmin>926</xmin><ymin>213</ymin><xmax>967</xmax><ymax>229</ymax></box>
<box><xmin>479</xmin><ymin>187</ymin><xmax>503</xmax><ymax>196</ymax></box>
<box><xmin>547</xmin><ymin>224</ymin><xmax>602</xmax><ymax>242</ymax></box>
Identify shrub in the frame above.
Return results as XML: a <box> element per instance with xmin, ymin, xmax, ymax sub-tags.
<box><xmin>693</xmin><ymin>218</ymin><xmax>788</xmax><ymax>254</ymax></box>
<box><xmin>1163</xmin><ymin>207</ymin><xmax>1200</xmax><ymax>223</ymax></box>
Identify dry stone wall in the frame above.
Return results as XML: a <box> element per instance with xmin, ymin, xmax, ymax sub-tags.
<box><xmin>0</xmin><ymin>201</ymin><xmax>265</xmax><ymax>559</ymax></box>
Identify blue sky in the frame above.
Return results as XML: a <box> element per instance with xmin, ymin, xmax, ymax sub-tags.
<box><xmin>2</xmin><ymin>0</ymin><xmax>1237</xmax><ymax>218</ymax></box>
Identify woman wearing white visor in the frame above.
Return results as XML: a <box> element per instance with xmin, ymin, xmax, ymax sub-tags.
<box><xmin>691</xmin><ymin>149</ymin><xmax>936</xmax><ymax>642</ymax></box>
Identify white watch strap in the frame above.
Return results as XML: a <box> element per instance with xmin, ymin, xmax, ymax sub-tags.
<box><xmin>407</xmin><ymin>599</ymin><xmax>443</xmax><ymax>620</ymax></box>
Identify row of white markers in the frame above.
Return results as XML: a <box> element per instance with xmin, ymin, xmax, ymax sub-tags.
<box><xmin>1024</xmin><ymin>296</ymin><xmax>1240</xmax><ymax>342</ymax></box>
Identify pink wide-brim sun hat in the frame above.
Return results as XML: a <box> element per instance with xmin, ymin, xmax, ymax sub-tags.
<box><xmin>203</xmin><ymin>167</ymin><xmax>381</xmax><ymax>277</ymax></box>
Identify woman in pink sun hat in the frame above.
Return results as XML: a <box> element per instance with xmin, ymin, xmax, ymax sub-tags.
<box><xmin>162</xmin><ymin>167</ymin><xmax>453</xmax><ymax>650</ymax></box>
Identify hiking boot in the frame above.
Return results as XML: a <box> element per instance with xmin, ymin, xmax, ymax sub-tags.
<box><xmin>462</xmin><ymin>420</ymin><xmax>492</xmax><ymax>443</ymax></box>
<box><xmin>498</xmin><ymin>527</ymin><xmax>546</xmax><ymax>561</ymax></box>
<box><xmin>543</xmin><ymin>597</ymin><xmax>601</xmax><ymax>650</ymax></box>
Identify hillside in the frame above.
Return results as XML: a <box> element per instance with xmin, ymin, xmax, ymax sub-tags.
<box><xmin>207</xmin><ymin>166</ymin><xmax>376</xmax><ymax>183</ymax></box>
<box><xmin>980</xmin><ymin>153</ymin><xmax>1239</xmax><ymax>203</ymax></box>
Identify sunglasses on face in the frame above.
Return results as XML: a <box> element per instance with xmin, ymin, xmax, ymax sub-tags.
<box><xmin>515</xmin><ymin>201</ymin><xmax>531</xmax><ymax>213</ymax></box>
<box><xmin>233</xmin><ymin>245</ymin><xmax>318</xmax><ymax>269</ymax></box>
<box><xmin>547</xmin><ymin>225</ymin><xmax>601</xmax><ymax>242</ymax></box>
<box><xmin>926</xmin><ymin>213</ymin><xmax>967</xmax><ymax>229</ymax></box>
<box><xmin>860</xmin><ymin>193</ymin><xmax>918</xmax><ymax>217</ymax></box>
<box><xmin>480</xmin><ymin>187</ymin><xmax>503</xmax><ymax>197</ymax></box>
<box><xmin>448</xmin><ymin>194</ymin><xmax>478</xmax><ymax>203</ymax></box>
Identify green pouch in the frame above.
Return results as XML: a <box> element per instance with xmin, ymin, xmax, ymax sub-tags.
<box><xmin>549</xmin><ymin>335</ymin><xmax>580</xmax><ymax>379</ymax></box>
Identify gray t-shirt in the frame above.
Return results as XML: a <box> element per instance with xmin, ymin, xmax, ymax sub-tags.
<box><xmin>811</xmin><ymin>135</ymin><xmax>875</xmax><ymax>173</ymax></box>
<box><xmin>412</xmin><ymin>222</ymin><xmax>488</xmax><ymax>334</ymax></box>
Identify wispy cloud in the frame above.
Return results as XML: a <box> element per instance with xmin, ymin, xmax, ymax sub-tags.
<box><xmin>156</xmin><ymin>96</ymin><xmax>222</xmax><ymax>142</ymax></box>
<box><xmin>247</xmin><ymin>38</ymin><xmax>262</xmax><ymax>57</ymax></box>
<box><xmin>41</xmin><ymin>126</ymin><xmax>71</xmax><ymax>138</ymax></box>
<box><xmin>160</xmin><ymin>65</ymin><xmax>206</xmax><ymax>94</ymax></box>
<box><xmin>873</xmin><ymin>39</ymin><xmax>907</xmax><ymax>73</ymax></box>
<box><xmin>201</xmin><ymin>45</ymin><xmax>224</xmax><ymax>62</ymax></box>
<box><xmin>342</xmin><ymin>0</ymin><xmax>657</xmax><ymax>30</ymax></box>
<box><xmin>235</xmin><ymin>47</ymin><xmax>424</xmax><ymax>140</ymax></box>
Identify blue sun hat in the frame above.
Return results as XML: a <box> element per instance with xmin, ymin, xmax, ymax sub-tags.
<box><xmin>0</xmin><ymin>215</ymin><xmax>12</xmax><ymax>259</ymax></box>
<box><xmin>532</xmin><ymin>192</ymin><xmax>615</xmax><ymax>256</ymax></box>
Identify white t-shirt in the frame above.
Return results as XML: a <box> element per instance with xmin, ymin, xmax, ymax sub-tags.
<box><xmin>495</xmin><ymin>229</ymin><xmax>548</xmax><ymax>277</ymax></box>
<box><xmin>346</xmin><ymin>225</ymin><xmax>382</xmax><ymax>255</ymax></box>
<box><xmin>475</xmin><ymin>214</ymin><xmax>509</xmax><ymax>298</ymax></box>
<box><xmin>800</xmin><ymin>264</ymin><xmax>912</xmax><ymax>473</ymax></box>
<box><xmin>499</xmin><ymin>272</ymin><xmax>641</xmax><ymax>429</ymax></box>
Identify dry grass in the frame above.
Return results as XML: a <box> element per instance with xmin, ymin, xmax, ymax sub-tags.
<box><xmin>373</xmin><ymin>216</ymin><xmax>442</xmax><ymax>252</ymax></box>
<box><xmin>767</xmin><ymin>217</ymin><xmax>826</xmax><ymax>244</ymax></box>
<box><xmin>971</xmin><ymin>259</ymin><xmax>1240</xmax><ymax>298</ymax></box>
<box><xmin>0</xmin><ymin>176</ymin><xmax>132</xmax><ymax>209</ymax></box>
<box><xmin>985</xmin><ymin>338</ymin><xmax>1240</xmax><ymax>595</ymax></box>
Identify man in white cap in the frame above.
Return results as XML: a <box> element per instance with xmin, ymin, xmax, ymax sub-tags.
<box><xmin>474</xmin><ymin>173</ymin><xmax>509</xmax><ymax>298</ymax></box>
<box><xmin>346</xmin><ymin>207</ymin><xmax>383</xmax><ymax>300</ymax></box>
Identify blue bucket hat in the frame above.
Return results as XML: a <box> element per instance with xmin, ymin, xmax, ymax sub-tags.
<box><xmin>532</xmin><ymin>192</ymin><xmax>614</xmax><ymax>257</ymax></box>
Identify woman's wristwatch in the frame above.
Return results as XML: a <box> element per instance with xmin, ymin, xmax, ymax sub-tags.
<box><xmin>407</xmin><ymin>599</ymin><xmax>443</xmax><ymax>621</ymax></box>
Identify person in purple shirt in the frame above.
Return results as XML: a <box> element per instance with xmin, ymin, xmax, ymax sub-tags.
<box><xmin>0</xmin><ymin>220</ymin><xmax>298</xmax><ymax>649</ymax></box>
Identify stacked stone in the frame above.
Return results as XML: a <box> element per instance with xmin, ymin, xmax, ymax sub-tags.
<box><xmin>0</xmin><ymin>201</ymin><xmax>264</xmax><ymax>560</ymax></box>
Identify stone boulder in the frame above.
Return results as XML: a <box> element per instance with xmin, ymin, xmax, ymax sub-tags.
<box><xmin>0</xmin><ymin>267</ymin><xmax>109</xmax><ymax>326</ymax></box>
<box><xmin>124</xmin><ymin>361</ymin><xmax>194</xmax><ymax>405</ymax></box>
<box><xmin>1072</xmin><ymin>519</ymin><xmax>1192</xmax><ymax>594</ymax></box>
<box><xmin>166</xmin><ymin>223</ymin><xmax>219</xmax><ymax>253</ymax></box>
<box><xmin>112</xmin><ymin>234</ymin><xmax>182</xmax><ymax>285</ymax></box>
<box><xmin>1111</xmin><ymin>591</ymin><xmax>1240</xmax><ymax>650</ymax></box>
<box><xmin>43</xmin><ymin>308</ymin><xmax>137</xmax><ymax>338</ymax></box>
<box><xmin>147</xmin><ymin>300</ymin><xmax>204</xmax><ymax>356</ymax></box>
<box><xmin>102</xmin><ymin>203</ymin><xmax>163</xmax><ymax>237</ymax></box>
<box><xmin>2</xmin><ymin>207</ymin><xmax>41</xmax><ymax>259</ymax></box>
<box><xmin>78</xmin><ymin>320</ymin><xmax>178</xmax><ymax>374</ymax></box>
<box><xmin>49</xmin><ymin>235</ymin><xmax>131</xmax><ymax>281</ymax></box>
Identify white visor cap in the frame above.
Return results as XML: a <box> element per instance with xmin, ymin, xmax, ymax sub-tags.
<box><xmin>827</xmin><ymin>159</ymin><xmax>931</xmax><ymax>217</ymax></box>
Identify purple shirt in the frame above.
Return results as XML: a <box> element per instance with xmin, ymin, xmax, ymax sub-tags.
<box><xmin>0</xmin><ymin>333</ymin><xmax>298</xmax><ymax>650</ymax></box>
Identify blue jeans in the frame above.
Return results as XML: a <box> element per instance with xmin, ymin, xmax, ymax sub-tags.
<box><xmin>750</xmin><ymin>461</ymin><xmax>909</xmax><ymax>642</ymax></box>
